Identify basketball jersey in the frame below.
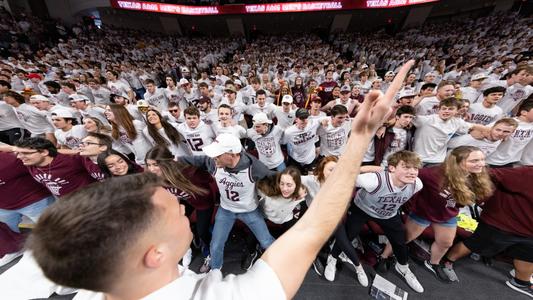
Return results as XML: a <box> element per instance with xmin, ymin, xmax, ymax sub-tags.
<box><xmin>354</xmin><ymin>171</ymin><xmax>421</xmax><ymax>219</ymax></box>
<box><xmin>177</xmin><ymin>121</ymin><xmax>215</xmax><ymax>156</ymax></box>
<box><xmin>214</xmin><ymin>167</ymin><xmax>257</xmax><ymax>213</ymax></box>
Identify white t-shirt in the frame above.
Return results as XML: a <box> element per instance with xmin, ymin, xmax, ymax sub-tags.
<box><xmin>272</xmin><ymin>107</ymin><xmax>295</xmax><ymax>130</ymax></box>
<box><xmin>416</xmin><ymin>96</ymin><xmax>440</xmax><ymax>116</ymax></box>
<box><xmin>244</xmin><ymin>103</ymin><xmax>277</xmax><ymax>118</ymax></box>
<box><xmin>300</xmin><ymin>175</ymin><xmax>320</xmax><ymax>206</ymax></box>
<box><xmin>212</xmin><ymin>123</ymin><xmax>246</xmax><ymax>139</ymax></box>
<box><xmin>258</xmin><ymin>190</ymin><xmax>306</xmax><ymax>224</ymax></box>
<box><xmin>468</xmin><ymin>102</ymin><xmax>503</xmax><ymax>125</ymax></box>
<box><xmin>460</xmin><ymin>86</ymin><xmax>481</xmax><ymax>103</ymax></box>
<box><xmin>0</xmin><ymin>101</ymin><xmax>24</xmax><ymax>131</ymax></box>
<box><xmin>497</xmin><ymin>83</ymin><xmax>533</xmax><ymax>115</ymax></box>
<box><xmin>73</xmin><ymin>259</ymin><xmax>284</xmax><ymax>300</ymax></box>
<box><xmin>317</xmin><ymin>118</ymin><xmax>352</xmax><ymax>156</ymax></box>
<box><xmin>177</xmin><ymin>121</ymin><xmax>215</xmax><ymax>156</ymax></box>
<box><xmin>381</xmin><ymin>127</ymin><xmax>408</xmax><ymax>166</ymax></box>
<box><xmin>113</xmin><ymin>120</ymin><xmax>150</xmax><ymax>165</ymax></box>
<box><xmin>412</xmin><ymin>115</ymin><xmax>473</xmax><ymax>163</ymax></box>
<box><xmin>13</xmin><ymin>103</ymin><xmax>55</xmax><ymax>135</ymax></box>
<box><xmin>246</xmin><ymin>126</ymin><xmax>284</xmax><ymax>169</ymax></box>
<box><xmin>107</xmin><ymin>80</ymin><xmax>132</xmax><ymax>97</ymax></box>
<box><xmin>283</xmin><ymin>120</ymin><xmax>321</xmax><ymax>164</ymax></box>
<box><xmin>487</xmin><ymin>118</ymin><xmax>533</xmax><ymax>165</ymax></box>
<box><xmin>89</xmin><ymin>87</ymin><xmax>111</xmax><ymax>105</ymax></box>
<box><xmin>519</xmin><ymin>139</ymin><xmax>533</xmax><ymax>166</ymax></box>
<box><xmin>144</xmin><ymin>88</ymin><xmax>170</xmax><ymax>111</ymax></box>
<box><xmin>54</xmin><ymin>125</ymin><xmax>87</xmax><ymax>149</ymax></box>
<box><xmin>142</xmin><ymin>127</ymin><xmax>192</xmax><ymax>158</ymax></box>
<box><xmin>448</xmin><ymin>134</ymin><xmax>502</xmax><ymax>157</ymax></box>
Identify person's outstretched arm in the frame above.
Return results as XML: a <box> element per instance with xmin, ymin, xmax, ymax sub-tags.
<box><xmin>261</xmin><ymin>60</ymin><xmax>415</xmax><ymax>299</ymax></box>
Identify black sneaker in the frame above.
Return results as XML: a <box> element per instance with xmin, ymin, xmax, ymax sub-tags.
<box><xmin>506</xmin><ymin>278</ymin><xmax>533</xmax><ymax>298</ymax></box>
<box><xmin>375</xmin><ymin>256</ymin><xmax>389</xmax><ymax>274</ymax></box>
<box><xmin>241</xmin><ymin>250</ymin><xmax>259</xmax><ymax>271</ymax></box>
<box><xmin>424</xmin><ymin>260</ymin><xmax>453</xmax><ymax>283</ymax></box>
<box><xmin>312</xmin><ymin>257</ymin><xmax>325</xmax><ymax>277</ymax></box>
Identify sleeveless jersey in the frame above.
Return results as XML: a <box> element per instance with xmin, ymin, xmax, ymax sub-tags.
<box><xmin>214</xmin><ymin>166</ymin><xmax>257</xmax><ymax>213</ymax></box>
<box><xmin>354</xmin><ymin>171</ymin><xmax>419</xmax><ymax>219</ymax></box>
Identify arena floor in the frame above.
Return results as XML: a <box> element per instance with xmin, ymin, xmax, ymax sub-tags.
<box><xmin>1</xmin><ymin>235</ymin><xmax>529</xmax><ymax>300</ymax></box>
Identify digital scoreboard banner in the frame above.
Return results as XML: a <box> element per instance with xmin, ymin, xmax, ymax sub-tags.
<box><xmin>110</xmin><ymin>0</ymin><xmax>439</xmax><ymax>16</ymax></box>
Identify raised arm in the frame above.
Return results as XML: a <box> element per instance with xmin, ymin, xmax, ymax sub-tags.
<box><xmin>261</xmin><ymin>60</ymin><xmax>415</xmax><ymax>299</ymax></box>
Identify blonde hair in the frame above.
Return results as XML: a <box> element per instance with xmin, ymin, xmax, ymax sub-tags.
<box><xmin>442</xmin><ymin>146</ymin><xmax>494</xmax><ymax>206</ymax></box>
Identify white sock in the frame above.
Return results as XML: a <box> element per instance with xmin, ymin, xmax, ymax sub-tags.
<box><xmin>396</xmin><ymin>263</ymin><xmax>409</xmax><ymax>273</ymax></box>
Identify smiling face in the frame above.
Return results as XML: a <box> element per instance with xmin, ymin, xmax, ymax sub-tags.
<box><xmin>105</xmin><ymin>154</ymin><xmax>129</xmax><ymax>176</ymax></box>
<box><xmin>146</xmin><ymin>110</ymin><xmax>161</xmax><ymax>125</ymax></box>
<box><xmin>388</xmin><ymin>161</ymin><xmax>419</xmax><ymax>186</ymax></box>
<box><xmin>279</xmin><ymin>174</ymin><xmax>296</xmax><ymax>198</ymax></box>
<box><xmin>460</xmin><ymin>150</ymin><xmax>486</xmax><ymax>174</ymax></box>
<box><xmin>146</xmin><ymin>159</ymin><xmax>162</xmax><ymax>177</ymax></box>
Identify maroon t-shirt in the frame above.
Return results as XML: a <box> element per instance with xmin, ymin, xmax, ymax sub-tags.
<box><xmin>480</xmin><ymin>167</ymin><xmax>533</xmax><ymax>237</ymax></box>
<box><xmin>409</xmin><ymin>167</ymin><xmax>462</xmax><ymax>222</ymax></box>
<box><xmin>0</xmin><ymin>153</ymin><xmax>51</xmax><ymax>210</ymax></box>
<box><xmin>164</xmin><ymin>166</ymin><xmax>217</xmax><ymax>210</ymax></box>
<box><xmin>318</xmin><ymin>81</ymin><xmax>338</xmax><ymax>105</ymax></box>
<box><xmin>26</xmin><ymin>154</ymin><xmax>101</xmax><ymax>197</ymax></box>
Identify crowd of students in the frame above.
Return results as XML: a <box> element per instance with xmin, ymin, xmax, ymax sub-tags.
<box><xmin>0</xmin><ymin>7</ymin><xmax>532</xmax><ymax>299</ymax></box>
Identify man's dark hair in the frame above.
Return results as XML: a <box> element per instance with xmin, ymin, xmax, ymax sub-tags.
<box><xmin>29</xmin><ymin>173</ymin><xmax>164</xmax><ymax>291</ymax></box>
<box><xmin>0</xmin><ymin>79</ymin><xmax>11</xmax><ymax>89</ymax></box>
<box><xmin>256</xmin><ymin>89</ymin><xmax>266</xmax><ymax>96</ymax></box>
<box><xmin>197</xmin><ymin>82</ymin><xmax>208</xmax><ymax>89</ymax></box>
<box><xmin>439</xmin><ymin>97</ymin><xmax>461</xmax><ymax>109</ymax></box>
<box><xmin>144</xmin><ymin>79</ymin><xmax>155</xmax><ymax>86</ymax></box>
<box><xmin>183</xmin><ymin>106</ymin><xmax>200</xmax><ymax>117</ymax></box>
<box><xmin>420</xmin><ymin>83</ymin><xmax>437</xmax><ymax>91</ymax></box>
<box><xmin>518</xmin><ymin>100</ymin><xmax>533</xmax><ymax>116</ymax></box>
<box><xmin>483</xmin><ymin>86</ymin><xmax>506</xmax><ymax>97</ymax></box>
<box><xmin>15</xmin><ymin>137</ymin><xmax>58</xmax><ymax>157</ymax></box>
<box><xmin>87</xmin><ymin>132</ymin><xmax>113</xmax><ymax>150</ymax></box>
<box><xmin>44</xmin><ymin>81</ymin><xmax>61</xmax><ymax>91</ymax></box>
<box><xmin>396</xmin><ymin>105</ymin><xmax>416</xmax><ymax>116</ymax></box>
<box><xmin>437</xmin><ymin>80</ymin><xmax>455</xmax><ymax>89</ymax></box>
<box><xmin>4</xmin><ymin>91</ymin><xmax>25</xmax><ymax>104</ymax></box>
<box><xmin>61</xmin><ymin>82</ymin><xmax>76</xmax><ymax>91</ymax></box>
<box><xmin>330</xmin><ymin>104</ymin><xmax>348</xmax><ymax>116</ymax></box>
<box><xmin>168</xmin><ymin>101</ymin><xmax>179</xmax><ymax>108</ymax></box>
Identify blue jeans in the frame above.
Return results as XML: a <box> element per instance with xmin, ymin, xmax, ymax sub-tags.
<box><xmin>0</xmin><ymin>196</ymin><xmax>55</xmax><ymax>233</ymax></box>
<box><xmin>210</xmin><ymin>207</ymin><xmax>274</xmax><ymax>269</ymax></box>
<box><xmin>272</xmin><ymin>161</ymin><xmax>287</xmax><ymax>172</ymax></box>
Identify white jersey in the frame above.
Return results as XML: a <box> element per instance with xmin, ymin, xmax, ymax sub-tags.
<box><xmin>354</xmin><ymin>171</ymin><xmax>422</xmax><ymax>219</ymax></box>
<box><xmin>460</xmin><ymin>86</ymin><xmax>481</xmax><ymax>103</ymax></box>
<box><xmin>272</xmin><ymin>107</ymin><xmax>295</xmax><ymax>130</ymax></box>
<box><xmin>215</xmin><ymin>166</ymin><xmax>258</xmax><ymax>212</ymax></box>
<box><xmin>468</xmin><ymin>102</ymin><xmax>503</xmax><ymax>125</ymax></box>
<box><xmin>177</xmin><ymin>121</ymin><xmax>215</xmax><ymax>156</ymax></box>
<box><xmin>107</xmin><ymin>80</ymin><xmax>132</xmax><ymax>96</ymax></box>
<box><xmin>487</xmin><ymin>118</ymin><xmax>533</xmax><ymax>165</ymax></box>
<box><xmin>283</xmin><ymin>120</ymin><xmax>321</xmax><ymax>164</ymax></box>
<box><xmin>448</xmin><ymin>134</ymin><xmax>501</xmax><ymax>157</ymax></box>
<box><xmin>416</xmin><ymin>96</ymin><xmax>440</xmax><ymax>116</ymax></box>
<box><xmin>54</xmin><ymin>125</ymin><xmax>87</xmax><ymax>149</ymax></box>
<box><xmin>412</xmin><ymin>115</ymin><xmax>472</xmax><ymax>163</ymax></box>
<box><xmin>144</xmin><ymin>88</ymin><xmax>169</xmax><ymax>111</ymax></box>
<box><xmin>165</xmin><ymin>87</ymin><xmax>182</xmax><ymax>105</ymax></box>
<box><xmin>317</xmin><ymin>118</ymin><xmax>351</xmax><ymax>156</ymax></box>
<box><xmin>247</xmin><ymin>125</ymin><xmax>284</xmax><ymax>169</ymax></box>
<box><xmin>142</xmin><ymin>127</ymin><xmax>192</xmax><ymax>158</ymax></box>
<box><xmin>13</xmin><ymin>103</ymin><xmax>55</xmax><ymax>135</ymax></box>
<box><xmin>244</xmin><ymin>103</ymin><xmax>276</xmax><ymax>118</ymax></box>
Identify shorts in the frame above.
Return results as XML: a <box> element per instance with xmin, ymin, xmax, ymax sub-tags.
<box><xmin>408</xmin><ymin>212</ymin><xmax>457</xmax><ymax>228</ymax></box>
<box><xmin>463</xmin><ymin>222</ymin><xmax>533</xmax><ymax>262</ymax></box>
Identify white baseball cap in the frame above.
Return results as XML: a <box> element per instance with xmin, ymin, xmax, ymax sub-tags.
<box><xmin>385</xmin><ymin>71</ymin><xmax>395</xmax><ymax>76</ymax></box>
<box><xmin>29</xmin><ymin>95</ymin><xmax>50</xmax><ymax>102</ymax></box>
<box><xmin>68</xmin><ymin>94</ymin><xmax>90</xmax><ymax>102</ymax></box>
<box><xmin>471</xmin><ymin>73</ymin><xmax>488</xmax><ymax>81</ymax></box>
<box><xmin>234</xmin><ymin>79</ymin><xmax>242</xmax><ymax>86</ymax></box>
<box><xmin>281</xmin><ymin>95</ymin><xmax>293</xmax><ymax>104</ymax></box>
<box><xmin>398</xmin><ymin>89</ymin><xmax>417</xmax><ymax>99</ymax></box>
<box><xmin>202</xmin><ymin>133</ymin><xmax>242</xmax><ymax>158</ymax></box>
<box><xmin>51</xmin><ymin>107</ymin><xmax>74</xmax><ymax>119</ymax></box>
<box><xmin>179</xmin><ymin>78</ymin><xmax>189</xmax><ymax>85</ymax></box>
<box><xmin>252</xmin><ymin>112</ymin><xmax>272</xmax><ymax>125</ymax></box>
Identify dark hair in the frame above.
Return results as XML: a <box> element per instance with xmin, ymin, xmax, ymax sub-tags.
<box><xmin>0</xmin><ymin>79</ymin><xmax>11</xmax><ymax>89</ymax></box>
<box><xmin>184</xmin><ymin>106</ymin><xmax>200</xmax><ymax>117</ymax></box>
<box><xmin>29</xmin><ymin>173</ymin><xmax>164</xmax><ymax>291</ymax></box>
<box><xmin>256</xmin><ymin>89</ymin><xmax>266</xmax><ymax>96</ymax></box>
<box><xmin>396</xmin><ymin>105</ymin><xmax>416</xmax><ymax>116</ymax></box>
<box><xmin>420</xmin><ymin>83</ymin><xmax>437</xmax><ymax>91</ymax></box>
<box><xmin>15</xmin><ymin>137</ymin><xmax>58</xmax><ymax>157</ymax></box>
<box><xmin>97</xmin><ymin>150</ymin><xmax>139</xmax><ymax>177</ymax></box>
<box><xmin>439</xmin><ymin>97</ymin><xmax>461</xmax><ymax>109</ymax></box>
<box><xmin>43</xmin><ymin>81</ymin><xmax>61</xmax><ymax>92</ymax></box>
<box><xmin>61</xmin><ymin>82</ymin><xmax>76</xmax><ymax>91</ymax></box>
<box><xmin>108</xmin><ymin>104</ymin><xmax>137</xmax><ymax>140</ymax></box>
<box><xmin>330</xmin><ymin>104</ymin><xmax>348</xmax><ymax>116</ymax></box>
<box><xmin>437</xmin><ymin>80</ymin><xmax>455</xmax><ymax>90</ymax></box>
<box><xmin>314</xmin><ymin>156</ymin><xmax>338</xmax><ymax>183</ymax></box>
<box><xmin>144</xmin><ymin>109</ymin><xmax>181</xmax><ymax>147</ymax></box>
<box><xmin>257</xmin><ymin>166</ymin><xmax>303</xmax><ymax>199</ymax></box>
<box><xmin>198</xmin><ymin>82</ymin><xmax>208</xmax><ymax>89</ymax></box>
<box><xmin>483</xmin><ymin>86</ymin><xmax>506</xmax><ymax>97</ymax></box>
<box><xmin>106</xmin><ymin>70</ymin><xmax>118</xmax><ymax>78</ymax></box>
<box><xmin>168</xmin><ymin>101</ymin><xmax>179</xmax><ymax>108</ymax></box>
<box><xmin>518</xmin><ymin>100</ymin><xmax>533</xmax><ymax>116</ymax></box>
<box><xmin>145</xmin><ymin>146</ymin><xmax>207</xmax><ymax>196</ymax></box>
<box><xmin>218</xmin><ymin>103</ymin><xmax>232</xmax><ymax>113</ymax></box>
<box><xmin>4</xmin><ymin>90</ymin><xmax>25</xmax><ymax>104</ymax></box>
<box><xmin>51</xmin><ymin>113</ymin><xmax>78</xmax><ymax>125</ymax></box>
<box><xmin>144</xmin><ymin>79</ymin><xmax>155</xmax><ymax>86</ymax></box>
<box><xmin>86</xmin><ymin>132</ymin><xmax>113</xmax><ymax>150</ymax></box>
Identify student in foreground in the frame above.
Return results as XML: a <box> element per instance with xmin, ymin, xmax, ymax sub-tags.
<box><xmin>27</xmin><ymin>61</ymin><xmax>415</xmax><ymax>300</ymax></box>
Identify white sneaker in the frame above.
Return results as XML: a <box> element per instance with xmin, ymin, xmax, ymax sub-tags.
<box><xmin>55</xmin><ymin>286</ymin><xmax>78</xmax><ymax>295</ymax></box>
<box><xmin>355</xmin><ymin>264</ymin><xmax>369</xmax><ymax>287</ymax></box>
<box><xmin>510</xmin><ymin>269</ymin><xmax>533</xmax><ymax>284</ymax></box>
<box><xmin>338</xmin><ymin>252</ymin><xmax>355</xmax><ymax>267</ymax></box>
<box><xmin>0</xmin><ymin>251</ymin><xmax>23</xmax><ymax>267</ymax></box>
<box><xmin>395</xmin><ymin>263</ymin><xmax>424</xmax><ymax>293</ymax></box>
<box><xmin>324</xmin><ymin>255</ymin><xmax>337</xmax><ymax>282</ymax></box>
<box><xmin>182</xmin><ymin>248</ymin><xmax>192</xmax><ymax>269</ymax></box>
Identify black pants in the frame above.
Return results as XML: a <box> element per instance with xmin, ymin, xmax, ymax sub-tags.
<box><xmin>184</xmin><ymin>202</ymin><xmax>213</xmax><ymax>248</ymax></box>
<box><xmin>331</xmin><ymin>204</ymin><xmax>409</xmax><ymax>265</ymax></box>
<box><xmin>0</xmin><ymin>128</ymin><xmax>29</xmax><ymax>145</ymax></box>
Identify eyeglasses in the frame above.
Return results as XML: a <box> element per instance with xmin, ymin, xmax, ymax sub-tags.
<box><xmin>80</xmin><ymin>142</ymin><xmax>102</xmax><ymax>146</ymax></box>
<box><xmin>168</xmin><ymin>109</ymin><xmax>179</xmax><ymax>112</ymax></box>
